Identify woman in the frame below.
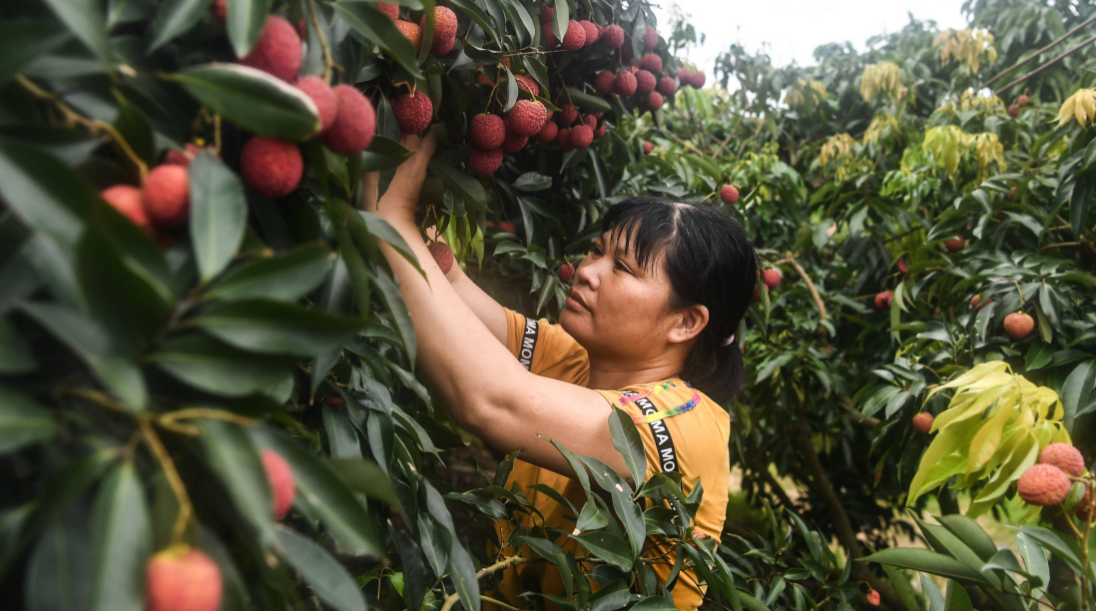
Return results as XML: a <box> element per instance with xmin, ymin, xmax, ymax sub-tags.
<box><xmin>361</xmin><ymin>133</ymin><xmax>757</xmax><ymax>610</ymax></box>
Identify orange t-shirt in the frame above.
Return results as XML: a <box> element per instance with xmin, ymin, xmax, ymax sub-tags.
<box><xmin>485</xmin><ymin>309</ymin><xmax>731</xmax><ymax>611</ymax></box>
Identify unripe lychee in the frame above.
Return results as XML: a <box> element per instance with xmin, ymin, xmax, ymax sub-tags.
<box><xmin>595</xmin><ymin>70</ymin><xmax>616</xmax><ymax>95</ymax></box>
<box><xmin>467</xmin><ymin>148</ymin><xmax>503</xmax><ymax>175</ymax></box>
<box><xmin>428</xmin><ymin>242</ymin><xmax>454</xmax><ymax>274</ymax></box>
<box><xmin>1003</xmin><ymin>312</ymin><xmax>1034</xmax><ymax>340</ymax></box>
<box><xmin>912</xmin><ymin>412</ymin><xmax>933</xmax><ymax>434</ymax></box>
<box><xmin>261</xmin><ymin>449</ymin><xmax>295</xmax><ymax>520</ymax></box>
<box><xmin>762</xmin><ymin>269</ymin><xmax>781</xmax><ymax>290</ymax></box>
<box><xmin>504</xmin><ymin>100</ymin><xmax>547</xmax><ymax>137</ymax></box>
<box><xmin>502</xmin><ymin>131</ymin><xmax>527</xmax><ymax>153</ymax></box>
<box><xmin>601</xmin><ymin>24</ymin><xmax>624</xmax><ymax>49</ymax></box>
<box><xmin>720</xmin><ymin>184</ymin><xmax>739</xmax><ymax>205</ymax></box>
<box><xmin>146</xmin><ymin>547</ymin><xmax>223</xmax><ymax>611</ymax></box>
<box><xmin>688</xmin><ymin>71</ymin><xmax>706</xmax><ymax>88</ymax></box>
<box><xmin>1039</xmin><ymin>443</ymin><xmax>1085</xmax><ymax>477</ymax></box>
<box><xmin>321</xmin><ymin>85</ymin><xmax>377</xmax><ymax>155</ymax></box>
<box><xmin>392</xmin><ymin>90</ymin><xmax>433</xmax><ymax>135</ymax></box>
<box><xmin>570</xmin><ymin>124</ymin><xmax>594</xmax><ymax>149</ymax></box>
<box><xmin>396</xmin><ymin>20</ymin><xmax>422</xmax><ymax>53</ymax></box>
<box><xmin>515</xmin><ymin>74</ymin><xmax>540</xmax><ymax>97</ymax></box>
<box><xmin>580</xmin><ymin>21</ymin><xmax>598</xmax><ymax>47</ymax></box>
<box><xmin>944</xmin><ymin>236</ymin><xmax>965</xmax><ymax>252</ymax></box>
<box><xmin>897</xmin><ymin>258</ymin><xmax>908</xmax><ymax>274</ymax></box>
<box><xmin>538</xmin><ymin>121</ymin><xmax>558</xmax><ymax>143</ymax></box>
<box><xmin>239</xmin><ymin>16</ymin><xmax>302</xmax><ymax>82</ymax></box>
<box><xmin>240</xmin><ymin>137</ymin><xmax>303</xmax><ymax>198</ymax></box>
<box><xmin>1017</xmin><ymin>463</ymin><xmax>1072</xmax><ymax>506</ymax></box>
<box><xmin>558</xmin><ymin>262</ymin><xmax>575</xmax><ymax>282</ymax></box>
<box><xmin>1007</xmin><ymin>104</ymin><xmax>1020</xmax><ymax>118</ymax></box>
<box><xmin>874</xmin><ymin>290</ymin><xmax>893</xmax><ymax>310</ymax></box>
<box><xmin>470</xmin><ymin>113</ymin><xmax>505</xmax><ymax>149</ymax></box>
<box><xmin>614</xmin><ymin>71</ymin><xmax>637</xmax><ymax>96</ymax></box>
<box><xmin>555</xmin><ymin>127</ymin><xmax>573</xmax><ymax>151</ymax></box>
<box><xmin>562</xmin><ymin>20</ymin><xmax>585</xmax><ymax>51</ymax></box>
<box><xmin>643</xmin><ymin>140</ymin><xmax>652</xmax><ymax>155</ymax></box>
<box><xmin>378</xmin><ymin>2</ymin><xmax>399</xmax><ymax>19</ymax></box>
<box><xmin>101</xmin><ymin>185</ymin><xmax>153</xmax><ymax>234</ymax></box>
<box><xmin>294</xmin><ymin>75</ymin><xmax>337</xmax><ymax>134</ymax></box>
<box><xmin>639</xmin><ymin>53</ymin><xmax>663</xmax><ymax>72</ymax></box>
<box><xmin>421</xmin><ymin>6</ymin><xmax>457</xmax><ymax>55</ymax></box>
<box><xmin>643</xmin><ymin>25</ymin><xmax>658</xmax><ymax>51</ymax></box>
<box><xmin>143</xmin><ymin>165</ymin><xmax>190</xmax><ymax>227</ymax></box>
<box><xmin>657</xmin><ymin>76</ymin><xmax>677</xmax><ymax>96</ymax></box>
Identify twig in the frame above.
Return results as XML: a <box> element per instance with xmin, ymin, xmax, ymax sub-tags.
<box><xmin>995</xmin><ymin>33</ymin><xmax>1096</xmax><ymax>96</ymax></box>
<box><xmin>785</xmin><ymin>255</ymin><xmax>828</xmax><ymax>322</ymax></box>
<box><xmin>982</xmin><ymin>13</ymin><xmax>1096</xmax><ymax>89</ymax></box>
<box><xmin>158</xmin><ymin>407</ymin><xmax>257</xmax><ymax>428</ymax></box>
<box><xmin>438</xmin><ymin>555</ymin><xmax>537</xmax><ymax>611</ymax></box>
<box><xmin>141</xmin><ymin>419</ymin><xmax>193</xmax><ymax>545</ymax></box>
<box><xmin>306</xmin><ymin>0</ymin><xmax>340</xmax><ymax>82</ymax></box>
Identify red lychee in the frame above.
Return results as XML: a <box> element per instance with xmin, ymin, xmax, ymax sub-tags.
<box><xmin>538</xmin><ymin>121</ymin><xmax>558</xmax><ymax>143</ymax></box>
<box><xmin>1017</xmin><ymin>463</ymin><xmax>1072</xmax><ymax>506</ymax></box>
<box><xmin>688</xmin><ymin>71</ymin><xmax>706</xmax><ymax>88</ymax></box>
<box><xmin>213</xmin><ymin>0</ymin><xmax>226</xmax><ymax>21</ymax></box>
<box><xmin>562</xmin><ymin>20</ymin><xmax>585</xmax><ymax>51</ymax></box>
<box><xmin>239</xmin><ymin>16</ymin><xmax>302</xmax><ymax>82</ymax></box>
<box><xmin>498</xmin><ymin>221</ymin><xmax>515</xmax><ymax>233</ymax></box>
<box><xmin>143</xmin><ymin>165</ymin><xmax>190</xmax><ymax>227</ymax></box>
<box><xmin>677</xmin><ymin>67</ymin><xmax>687</xmax><ymax>79</ymax></box>
<box><xmin>866</xmin><ymin>590</ymin><xmax>881</xmax><ymax>607</ymax></box>
<box><xmin>396</xmin><ymin>20</ymin><xmax>422</xmax><ymax>54</ymax></box>
<box><xmin>643</xmin><ymin>25</ymin><xmax>657</xmax><ymax>51</ymax></box>
<box><xmin>639</xmin><ymin>53</ymin><xmax>663</xmax><ymax>72</ymax></box>
<box><xmin>378</xmin><ymin>2</ymin><xmax>398</xmax><ymax>19</ymax></box>
<box><xmin>294</xmin><ymin>75</ymin><xmax>337</xmax><ymax>134</ymax></box>
<box><xmin>321</xmin><ymin>84</ymin><xmax>377</xmax><ymax>155</ymax></box>
<box><xmin>557</xmin><ymin>104</ymin><xmax>578</xmax><ymax>125</ymax></box>
<box><xmin>621</xmin><ymin>39</ymin><xmax>635</xmax><ymax>64</ymax></box>
<box><xmin>1017</xmin><ymin>95</ymin><xmax>1029</xmax><ymax>106</ymax></box>
<box><xmin>897</xmin><ymin>258</ymin><xmax>908</xmax><ymax>274</ymax></box>
<box><xmin>428</xmin><ymin>242</ymin><xmax>454</xmax><ymax>274</ymax></box>
<box><xmin>643</xmin><ymin>140</ymin><xmax>652</xmax><ymax>155</ymax></box>
<box><xmin>558</xmin><ymin>262</ymin><xmax>575</xmax><ymax>282</ymax></box>
<box><xmin>635</xmin><ymin>69</ymin><xmax>656</xmax><ymax>94</ymax></box>
<box><xmin>580</xmin><ymin>21</ymin><xmax>598</xmax><ymax>47</ymax></box>
<box><xmin>421</xmin><ymin>6</ymin><xmax>458</xmax><ymax>55</ymax></box>
<box><xmin>146</xmin><ymin>547</ymin><xmax>223</xmax><ymax>611</ymax></box>
<box><xmin>647</xmin><ymin>91</ymin><xmax>663</xmax><ymax>110</ymax></box>
<box><xmin>324</xmin><ymin>395</ymin><xmax>345</xmax><ymax>406</ymax></box>
<box><xmin>1007</xmin><ymin>104</ymin><xmax>1020</xmax><ymax>118</ymax></box>
<box><xmin>1003</xmin><ymin>312</ymin><xmax>1034</xmax><ymax>340</ymax></box>
<box><xmin>164</xmin><ymin>144</ymin><xmax>203</xmax><ymax>167</ymax></box>
<box><xmin>720</xmin><ymin>184</ymin><xmax>739</xmax><ymax>205</ymax></box>
<box><xmin>545</xmin><ymin>28</ymin><xmax>559</xmax><ymax>49</ymax></box>
<box><xmin>614</xmin><ymin>70</ymin><xmax>637</xmax><ymax>96</ymax></box>
<box><xmin>240</xmin><ymin>137</ymin><xmax>303</xmax><ymax>198</ymax></box>
<box><xmin>470</xmin><ymin>114</ymin><xmax>505</xmax><ymax>149</ymax></box>
<box><xmin>101</xmin><ymin>185</ymin><xmax>153</xmax><ymax>234</ymax></box>
<box><xmin>595</xmin><ymin>70</ymin><xmax>616</xmax><ymax>95</ymax></box>
<box><xmin>595</xmin><ymin>124</ymin><xmax>605</xmax><ymax>138</ymax></box>
<box><xmin>392</xmin><ymin>90</ymin><xmax>434</xmax><ymax>135</ymax></box>
<box><xmin>502</xmin><ymin>131</ymin><xmax>527</xmax><ymax>153</ymax></box>
<box><xmin>657</xmin><ymin>76</ymin><xmax>676</xmax><ymax>96</ymax></box>
<box><xmin>570</xmin><ymin>124</ymin><xmax>594</xmax><ymax>149</ymax></box>
<box><xmin>1039</xmin><ymin>443</ymin><xmax>1086</xmax><ymax>477</ymax></box>
<box><xmin>971</xmin><ymin>294</ymin><xmax>990</xmax><ymax>311</ymax></box>
<box><xmin>515</xmin><ymin>74</ymin><xmax>540</xmax><ymax>97</ymax></box>
<box><xmin>944</xmin><ymin>236</ymin><xmax>965</xmax><ymax>252</ymax></box>
<box><xmin>540</xmin><ymin>4</ymin><xmax>553</xmax><ymax>23</ymax></box>
<box><xmin>601</xmin><ymin>24</ymin><xmax>624</xmax><ymax>49</ymax></box>
<box><xmin>504</xmin><ymin>100</ymin><xmax>547</xmax><ymax>137</ymax></box>
<box><xmin>762</xmin><ymin>268</ymin><xmax>781</xmax><ymax>290</ymax></box>
<box><xmin>261</xmin><ymin>449</ymin><xmax>295</xmax><ymax>520</ymax></box>
<box><xmin>912</xmin><ymin>412</ymin><xmax>934</xmax><ymax>434</ymax></box>
<box><xmin>467</xmin><ymin>148</ymin><xmax>503</xmax><ymax>175</ymax></box>
<box><xmin>583</xmin><ymin>114</ymin><xmax>597</xmax><ymax>130</ymax></box>
<box><xmin>875</xmin><ymin>290</ymin><xmax>893</xmax><ymax>310</ymax></box>
<box><xmin>555</xmin><ymin>127</ymin><xmax>573</xmax><ymax>151</ymax></box>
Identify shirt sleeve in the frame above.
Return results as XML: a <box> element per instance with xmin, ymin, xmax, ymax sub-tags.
<box><xmin>504</xmin><ymin>308</ymin><xmax>590</xmax><ymax>384</ymax></box>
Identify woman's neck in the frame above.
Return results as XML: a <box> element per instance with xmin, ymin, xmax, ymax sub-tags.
<box><xmin>586</xmin><ymin>353</ymin><xmax>684</xmax><ymax>390</ymax></box>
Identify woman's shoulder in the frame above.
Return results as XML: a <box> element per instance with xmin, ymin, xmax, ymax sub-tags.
<box><xmin>598</xmin><ymin>379</ymin><xmax>730</xmax><ymax>441</ymax></box>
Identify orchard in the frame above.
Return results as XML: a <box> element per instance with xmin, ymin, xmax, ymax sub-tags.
<box><xmin>1</xmin><ymin>0</ymin><xmax>1095</xmax><ymax>609</ymax></box>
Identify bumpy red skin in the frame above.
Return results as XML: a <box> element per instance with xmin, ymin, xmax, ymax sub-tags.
<box><xmin>537</xmin><ymin>121</ymin><xmax>558</xmax><ymax>143</ymax></box>
<box><xmin>720</xmin><ymin>185</ymin><xmax>739</xmax><ymax>204</ymax></box>
<box><xmin>101</xmin><ymin>185</ymin><xmax>153</xmax><ymax>233</ymax></box>
<box><xmin>467</xmin><ymin>148</ymin><xmax>504</xmax><ymax>175</ymax></box>
<box><xmin>146</xmin><ymin>549</ymin><xmax>223</xmax><ymax>611</ymax></box>
<box><xmin>677</xmin><ymin>67</ymin><xmax>688</xmax><ymax>80</ymax></box>
<box><xmin>556</xmin><ymin>104</ymin><xmax>578</xmax><ymax>125</ymax></box>
<box><xmin>470</xmin><ymin>114</ymin><xmax>505</xmax><ymax>150</ymax></box>
<box><xmin>1039</xmin><ymin>443</ymin><xmax>1086</xmax><ymax>477</ymax></box>
<box><xmin>558</xmin><ymin>263</ymin><xmax>575</xmax><ymax>282</ymax></box>
<box><xmin>762</xmin><ymin>269</ymin><xmax>781</xmax><ymax>290</ymax></box>
<box><xmin>689</xmin><ymin>71</ymin><xmax>706</xmax><ymax>88</ymax></box>
<box><xmin>295</xmin><ymin>76</ymin><xmax>337</xmax><ymax>134</ymax></box>
<box><xmin>639</xmin><ymin>53</ymin><xmax>663</xmax><ymax>72</ymax></box>
<box><xmin>240</xmin><ymin>16</ymin><xmax>302</xmax><ymax>82</ymax></box>
<box><xmin>396</xmin><ymin>21</ymin><xmax>422</xmax><ymax>54</ymax></box>
<box><xmin>647</xmin><ymin>91</ymin><xmax>663</xmax><ymax>110</ymax></box>
<box><xmin>428</xmin><ymin>242</ymin><xmax>454</xmax><ymax>274</ymax></box>
<box><xmin>321</xmin><ymin>85</ymin><xmax>377</xmax><ymax>155</ymax></box>
<box><xmin>1004</xmin><ymin>312</ymin><xmax>1035</xmax><ymax>340</ymax></box>
<box><xmin>595</xmin><ymin>70</ymin><xmax>616</xmax><ymax>95</ymax></box>
<box><xmin>583</xmin><ymin>115</ymin><xmax>597</xmax><ymax>130</ymax></box>
<box><xmin>595</xmin><ymin>124</ymin><xmax>605</xmax><ymax>138</ymax></box>
<box><xmin>601</xmin><ymin>24</ymin><xmax>624</xmax><ymax>49</ymax></box>
<box><xmin>897</xmin><ymin>258</ymin><xmax>908</xmax><ymax>274</ymax></box>
<box><xmin>643</xmin><ymin>25</ymin><xmax>658</xmax><ymax>51</ymax></box>
<box><xmin>392</xmin><ymin>91</ymin><xmax>434</xmax><ymax>135</ymax></box>
<box><xmin>944</xmin><ymin>236</ymin><xmax>965</xmax><ymax>252</ymax></box>
<box><xmin>875</xmin><ymin>290</ymin><xmax>893</xmax><ymax>310</ymax></box>
<box><xmin>143</xmin><ymin>165</ymin><xmax>190</xmax><ymax>227</ymax></box>
<box><xmin>260</xmin><ymin>450</ymin><xmax>295</xmax><ymax>520</ymax></box>
<box><xmin>570</xmin><ymin>125</ymin><xmax>594</xmax><ymax>149</ymax></box>
<box><xmin>912</xmin><ymin>412</ymin><xmax>934</xmax><ymax>434</ymax></box>
<box><xmin>540</xmin><ymin>4</ymin><xmax>553</xmax><ymax>23</ymax></box>
<box><xmin>657</xmin><ymin>76</ymin><xmax>677</xmax><ymax>96</ymax></box>
<box><xmin>562</xmin><ymin>20</ymin><xmax>586</xmax><ymax>51</ymax></box>
<box><xmin>504</xmin><ymin>100</ymin><xmax>547</xmax><ymax>137</ymax></box>
<box><xmin>501</xmin><ymin>131</ymin><xmax>527</xmax><ymax>153</ymax></box>
<box><xmin>240</xmin><ymin>137</ymin><xmax>303</xmax><ymax>198</ymax></box>
<box><xmin>614</xmin><ymin>71</ymin><xmax>637</xmax><ymax>96</ymax></box>
<box><xmin>1017</xmin><ymin>463</ymin><xmax>1072</xmax><ymax>506</ymax></box>
<box><xmin>635</xmin><ymin>70</ymin><xmax>656</xmax><ymax>94</ymax></box>
<box><xmin>377</xmin><ymin>2</ymin><xmax>399</xmax><ymax>19</ymax></box>
<box><xmin>580</xmin><ymin>21</ymin><xmax>598</xmax><ymax>47</ymax></box>
<box><xmin>556</xmin><ymin>128</ymin><xmax>573</xmax><ymax>151</ymax></box>
<box><xmin>515</xmin><ymin>74</ymin><xmax>540</xmax><ymax>97</ymax></box>
<box><xmin>643</xmin><ymin>141</ymin><xmax>652</xmax><ymax>155</ymax></box>
<box><xmin>421</xmin><ymin>6</ymin><xmax>458</xmax><ymax>55</ymax></box>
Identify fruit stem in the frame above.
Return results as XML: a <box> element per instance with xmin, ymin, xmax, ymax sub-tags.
<box><xmin>158</xmin><ymin>407</ymin><xmax>258</xmax><ymax>428</ymax></box>
<box><xmin>140</xmin><ymin>419</ymin><xmax>193</xmax><ymax>546</ymax></box>
<box><xmin>213</xmin><ymin>114</ymin><xmax>222</xmax><ymax>155</ymax></box>
<box><xmin>306</xmin><ymin>0</ymin><xmax>340</xmax><ymax>82</ymax></box>
<box><xmin>17</xmin><ymin>75</ymin><xmax>149</xmax><ymax>180</ymax></box>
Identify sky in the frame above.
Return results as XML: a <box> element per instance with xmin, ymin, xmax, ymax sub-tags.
<box><xmin>652</xmin><ymin>0</ymin><xmax>970</xmax><ymax>76</ymax></box>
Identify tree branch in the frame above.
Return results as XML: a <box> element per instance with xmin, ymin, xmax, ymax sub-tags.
<box><xmin>786</xmin><ymin>255</ymin><xmax>828</xmax><ymax>323</ymax></box>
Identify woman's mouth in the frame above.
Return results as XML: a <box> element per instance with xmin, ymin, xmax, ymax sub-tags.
<box><xmin>565</xmin><ymin>294</ymin><xmax>591</xmax><ymax>313</ymax></box>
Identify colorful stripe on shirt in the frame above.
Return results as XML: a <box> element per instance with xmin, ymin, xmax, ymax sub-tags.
<box><xmin>631</xmin><ymin>391</ymin><xmax>701</xmax><ymax>424</ymax></box>
<box><xmin>618</xmin><ymin>381</ymin><xmax>677</xmax><ymax>405</ymax></box>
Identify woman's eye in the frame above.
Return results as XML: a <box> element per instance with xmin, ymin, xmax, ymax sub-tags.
<box><xmin>615</xmin><ymin>261</ymin><xmax>630</xmax><ymax>273</ymax></box>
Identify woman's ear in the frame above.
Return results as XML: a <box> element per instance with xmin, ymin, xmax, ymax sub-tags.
<box><xmin>667</xmin><ymin>304</ymin><xmax>709</xmax><ymax>345</ymax></box>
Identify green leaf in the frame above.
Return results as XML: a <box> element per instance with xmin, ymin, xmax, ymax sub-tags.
<box><xmin>149</xmin><ymin>0</ymin><xmax>212</xmax><ymax>50</ymax></box>
<box><xmin>191</xmin><ymin>299</ymin><xmax>364</xmax><ymax>357</ymax></box>
<box><xmin>327</xmin><ymin>458</ymin><xmax>399</xmax><ymax>507</ymax></box>
<box><xmin>0</xmin><ymin>385</ymin><xmax>58</xmax><ymax>456</ymax></box>
<box><xmin>199</xmin><ymin>420</ymin><xmax>278</xmax><ymax>548</ymax></box>
<box><xmin>204</xmin><ymin>243</ymin><xmax>333</xmax><ymax>302</ymax></box>
<box><xmin>358</xmin><ymin>211</ymin><xmax>425</xmax><ymax>277</ymax></box>
<box><xmin>226</xmin><ymin>0</ymin><xmax>270</xmax><ymax>57</ymax></box>
<box><xmin>0</xmin><ymin>22</ymin><xmax>68</xmax><ymax>88</ymax></box>
<box><xmin>275</xmin><ymin>527</ymin><xmax>367</xmax><ymax>611</ymax></box>
<box><xmin>1015</xmin><ymin>533</ymin><xmax>1049</xmax><ymax>597</ymax></box>
<box><xmin>570</xmin><ymin>531</ymin><xmax>632</xmax><ymax>571</ymax></box>
<box><xmin>368</xmin><ymin>267</ymin><xmax>417</xmax><ymax>365</ymax></box>
<box><xmin>323</xmin><ymin>407</ymin><xmax>362</xmax><ymax>459</ymax></box>
<box><xmin>331</xmin><ymin>2</ymin><xmax>423</xmax><ymax>79</ymax></box>
<box><xmin>149</xmin><ymin>334</ymin><xmax>294</xmax><ymax>397</ymax></box>
<box><xmin>566</xmin><ymin>87</ymin><xmax>612</xmax><ymax>113</ymax></box>
<box><xmin>429</xmin><ymin>159</ymin><xmax>487</xmax><ymax>204</ymax></box>
<box><xmin>937</xmin><ymin>515</ymin><xmax>997</xmax><ymax>561</ymax></box>
<box><xmin>575</xmin><ymin>497</ymin><xmax>610</xmax><ymax>532</ymax></box>
<box><xmin>41</xmin><ymin>0</ymin><xmax>113</xmax><ymax>70</ymax></box>
<box><xmin>629</xmin><ymin>597</ymin><xmax>678</xmax><ymax>611</ymax></box>
<box><xmin>89</xmin><ymin>462</ymin><xmax>151</xmax><ymax>611</ymax></box>
<box><xmin>861</xmin><ymin>548</ymin><xmax>990</xmax><ymax>584</ymax></box>
<box><xmin>449</xmin><ymin>0</ymin><xmax>502</xmax><ymax>47</ymax></box>
<box><xmin>920</xmin><ymin>573</ymin><xmax>945</xmax><ymax>611</ymax></box>
<box><xmin>0</xmin><ymin>136</ymin><xmax>92</xmax><ymax>250</ymax></box>
<box><xmin>1061</xmin><ymin>360</ymin><xmax>1095</xmax><ymax>431</ymax></box>
<box><xmin>111</xmin><ymin>91</ymin><xmax>154</xmax><ymax>164</ymax></box>
<box><xmin>1070</xmin><ymin>172</ymin><xmax>1095</xmax><ymax>238</ymax></box>
<box><xmin>513</xmin><ymin>172</ymin><xmax>553</xmax><ymax>191</ymax></box>
<box><xmin>944</xmin><ymin>581</ymin><xmax>972</xmax><ymax>611</ymax></box>
<box><xmin>0</xmin><ymin>315</ymin><xmax>34</xmax><ymax>372</ymax></box>
<box><xmin>879</xmin><ymin>562</ymin><xmax>919</xmax><ymax>610</ymax></box>
<box><xmin>171</xmin><ymin>64</ymin><xmax>321</xmax><ymax>140</ymax></box>
<box><xmin>25</xmin><ymin>505</ymin><xmax>94</xmax><ymax>611</ymax></box>
<box><xmin>190</xmin><ymin>152</ymin><xmax>248</xmax><ymax>283</ymax></box>
<box><xmin>360</xmin><ymin>136</ymin><xmax>413</xmax><ymax>172</ymax></box>
<box><xmin>608</xmin><ymin>407</ymin><xmax>647</xmax><ymax>487</ymax></box>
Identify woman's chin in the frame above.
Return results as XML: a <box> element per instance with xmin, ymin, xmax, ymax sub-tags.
<box><xmin>559</xmin><ymin>310</ymin><xmax>587</xmax><ymax>337</ymax></box>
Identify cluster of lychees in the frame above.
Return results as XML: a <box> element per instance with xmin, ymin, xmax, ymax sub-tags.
<box><xmin>1016</xmin><ymin>443</ymin><xmax>1092</xmax><ymax>521</ymax></box>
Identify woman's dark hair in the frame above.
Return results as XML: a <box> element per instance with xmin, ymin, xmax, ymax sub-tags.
<box><xmin>600</xmin><ymin>196</ymin><xmax>757</xmax><ymax>404</ymax></box>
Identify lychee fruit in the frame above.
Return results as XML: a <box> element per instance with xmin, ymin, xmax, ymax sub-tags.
<box><xmin>1008</xmin><ymin>104</ymin><xmax>1020</xmax><ymax>118</ymax></box>
<box><xmin>504</xmin><ymin>100</ymin><xmax>547</xmax><ymax>137</ymax></box>
<box><xmin>1003</xmin><ymin>312</ymin><xmax>1034</xmax><ymax>340</ymax></box>
<box><xmin>689</xmin><ymin>71</ymin><xmax>706</xmax><ymax>88</ymax></box>
<box><xmin>635</xmin><ymin>70</ymin><xmax>656</xmax><ymax>95</ymax></box>
<box><xmin>538</xmin><ymin>121</ymin><xmax>558</xmax><ymax>143</ymax></box>
<box><xmin>643</xmin><ymin>25</ymin><xmax>657</xmax><ymax>51</ymax></box>
<box><xmin>428</xmin><ymin>242</ymin><xmax>454</xmax><ymax>274</ymax></box>
<box><xmin>562</xmin><ymin>20</ymin><xmax>585</xmax><ymax>51</ymax></box>
<box><xmin>540</xmin><ymin>4</ymin><xmax>553</xmax><ymax>23</ymax></box>
<box><xmin>555</xmin><ymin>127</ymin><xmax>573</xmax><ymax>151</ymax></box>
<box><xmin>212</xmin><ymin>0</ymin><xmax>226</xmax><ymax>21</ymax></box>
<box><xmin>875</xmin><ymin>290</ymin><xmax>893</xmax><ymax>310</ymax></box>
<box><xmin>595</xmin><ymin>124</ymin><xmax>605</xmax><ymax>138</ymax></box>
<box><xmin>580</xmin><ymin>21</ymin><xmax>598</xmax><ymax>47</ymax></box>
<box><xmin>595</xmin><ymin>70</ymin><xmax>616</xmax><ymax>95</ymax></box>
<box><xmin>143</xmin><ymin>165</ymin><xmax>190</xmax><ymax>227</ymax></box>
<box><xmin>294</xmin><ymin>75</ymin><xmax>337</xmax><ymax>134</ymax></box>
<box><xmin>146</xmin><ymin>547</ymin><xmax>223</xmax><ymax>611</ymax></box>
<box><xmin>101</xmin><ymin>185</ymin><xmax>153</xmax><ymax>234</ymax></box>
<box><xmin>544</xmin><ymin>28</ymin><xmax>559</xmax><ymax>49</ymax></box>
<box><xmin>657</xmin><ymin>76</ymin><xmax>676</xmax><ymax>96</ymax></box>
<box><xmin>639</xmin><ymin>53</ymin><xmax>663</xmax><ymax>72</ymax></box>
<box><xmin>866</xmin><ymin>590</ymin><xmax>881</xmax><ymax>607</ymax></box>
<box><xmin>467</xmin><ymin>148</ymin><xmax>504</xmax><ymax>175</ymax></box>
<box><xmin>762</xmin><ymin>269</ymin><xmax>781</xmax><ymax>290</ymax></box>
<box><xmin>470</xmin><ymin>113</ymin><xmax>506</xmax><ymax>149</ymax></box>
<box><xmin>583</xmin><ymin>114</ymin><xmax>597</xmax><ymax>130</ymax></box>
<box><xmin>323</xmin><ymin>395</ymin><xmax>345</xmax><ymax>405</ymax></box>
<box><xmin>515</xmin><ymin>74</ymin><xmax>540</xmax><ymax>97</ymax></box>
<box><xmin>239</xmin><ymin>16</ymin><xmax>302</xmax><ymax>82</ymax></box>
<box><xmin>498</xmin><ymin>221</ymin><xmax>515</xmax><ymax>233</ymax></box>
<box><xmin>1017</xmin><ymin>95</ymin><xmax>1029</xmax><ymax>106</ymax></box>
<box><xmin>677</xmin><ymin>67</ymin><xmax>687</xmax><ymax>80</ymax></box>
<box><xmin>1039</xmin><ymin>443</ymin><xmax>1085</xmax><ymax>477</ymax></box>
<box><xmin>912</xmin><ymin>412</ymin><xmax>933</xmax><ymax>434</ymax></box>
<box><xmin>502</xmin><ymin>131</ymin><xmax>527</xmax><ymax>153</ymax></box>
<box><xmin>944</xmin><ymin>236</ymin><xmax>965</xmax><ymax>252</ymax></box>
<box><xmin>643</xmin><ymin>140</ymin><xmax>652</xmax><ymax>155</ymax></box>
<box><xmin>396</xmin><ymin>20</ymin><xmax>423</xmax><ymax>54</ymax></box>
<box><xmin>163</xmin><ymin>144</ymin><xmax>203</xmax><ymax>167</ymax></box>
<box><xmin>720</xmin><ymin>184</ymin><xmax>739</xmax><ymax>205</ymax></box>
<box><xmin>240</xmin><ymin>137</ymin><xmax>303</xmax><ymax>198</ymax></box>
<box><xmin>261</xmin><ymin>449</ymin><xmax>295</xmax><ymax>520</ymax></box>
<box><xmin>897</xmin><ymin>258</ymin><xmax>908</xmax><ymax>274</ymax></box>
<box><xmin>557</xmin><ymin>104</ymin><xmax>579</xmax><ymax>125</ymax></box>
<box><xmin>601</xmin><ymin>24</ymin><xmax>624</xmax><ymax>49</ymax></box>
<box><xmin>647</xmin><ymin>91</ymin><xmax>663</xmax><ymax>110</ymax></box>
<box><xmin>971</xmin><ymin>294</ymin><xmax>989</xmax><ymax>311</ymax></box>
<box><xmin>614</xmin><ymin>71</ymin><xmax>637</xmax><ymax>96</ymax></box>
<box><xmin>558</xmin><ymin>262</ymin><xmax>575</xmax><ymax>282</ymax></box>
<box><xmin>570</xmin><ymin>124</ymin><xmax>594</xmax><ymax>149</ymax></box>
<box><xmin>1017</xmin><ymin>463</ymin><xmax>1072</xmax><ymax>506</ymax></box>
<box><xmin>392</xmin><ymin>90</ymin><xmax>434</xmax><ymax>135</ymax></box>
<box><xmin>621</xmin><ymin>40</ymin><xmax>634</xmax><ymax>64</ymax></box>
<box><xmin>321</xmin><ymin>85</ymin><xmax>377</xmax><ymax>155</ymax></box>
<box><xmin>421</xmin><ymin>6</ymin><xmax>458</xmax><ymax>55</ymax></box>
<box><xmin>1077</xmin><ymin>487</ymin><xmax>1093</xmax><ymax>522</ymax></box>
<box><xmin>378</xmin><ymin>2</ymin><xmax>399</xmax><ymax>19</ymax></box>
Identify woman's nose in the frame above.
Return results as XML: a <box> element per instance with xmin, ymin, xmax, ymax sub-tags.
<box><xmin>574</xmin><ymin>256</ymin><xmax>599</xmax><ymax>290</ymax></box>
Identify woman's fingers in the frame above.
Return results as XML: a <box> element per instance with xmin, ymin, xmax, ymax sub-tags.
<box><xmin>360</xmin><ymin>171</ymin><xmax>380</xmax><ymax>212</ymax></box>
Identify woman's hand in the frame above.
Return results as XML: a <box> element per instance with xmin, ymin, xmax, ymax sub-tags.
<box><xmin>361</xmin><ymin>132</ymin><xmax>437</xmax><ymax>224</ymax></box>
